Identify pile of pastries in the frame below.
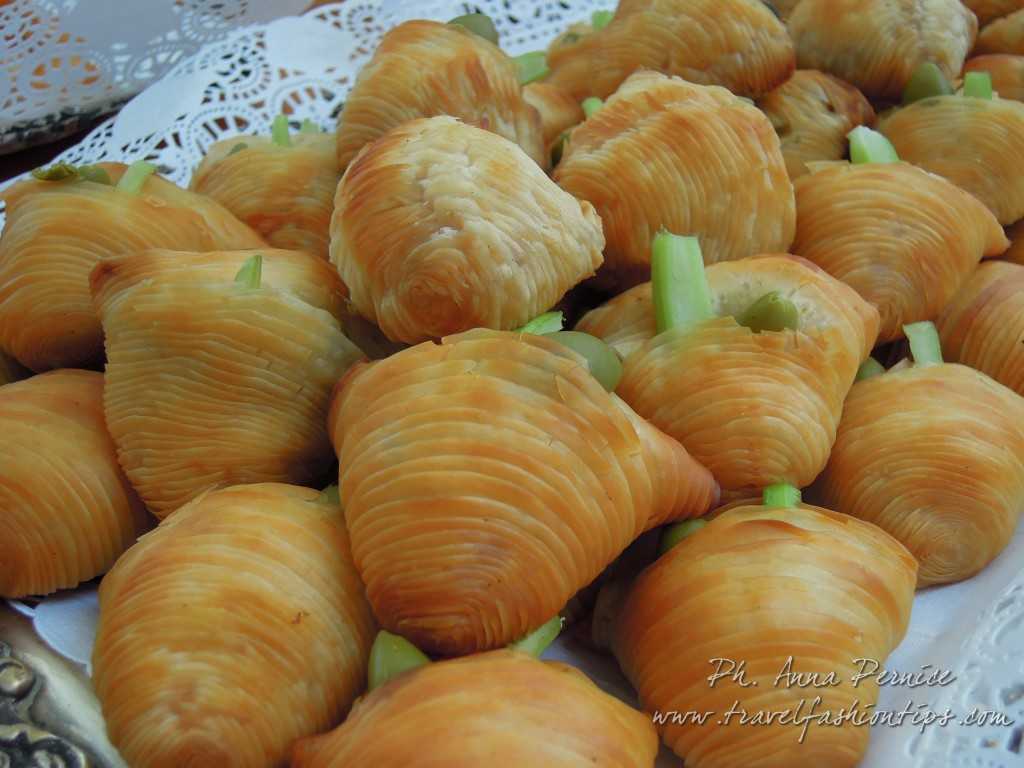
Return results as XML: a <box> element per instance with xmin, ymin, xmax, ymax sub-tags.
<box><xmin>3</xmin><ymin>0</ymin><xmax>1024</xmax><ymax>765</ymax></box>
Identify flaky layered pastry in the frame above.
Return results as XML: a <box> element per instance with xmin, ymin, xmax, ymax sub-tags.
<box><xmin>577</xmin><ymin>255</ymin><xmax>879</xmax><ymax>493</ymax></box>
<box><xmin>756</xmin><ymin>70</ymin><xmax>875</xmax><ymax>178</ymax></box>
<box><xmin>292</xmin><ymin>650</ymin><xmax>657</xmax><ymax>768</ymax></box>
<box><xmin>92</xmin><ymin>483</ymin><xmax>376</xmax><ymax>768</ymax></box>
<box><xmin>964</xmin><ymin>55</ymin><xmax>1024</xmax><ymax>100</ymax></box>
<box><xmin>331</xmin><ymin>116</ymin><xmax>604</xmax><ymax>344</ymax></box>
<box><xmin>523</xmin><ymin>82</ymin><xmax>584</xmax><ymax>155</ymax></box>
<box><xmin>615</xmin><ymin>504</ymin><xmax>917</xmax><ymax>767</ymax></box>
<box><xmin>964</xmin><ymin>0</ymin><xmax>1024</xmax><ymax>25</ymax></box>
<box><xmin>787</xmin><ymin>0</ymin><xmax>977</xmax><ymax>101</ymax></box>
<box><xmin>545</xmin><ymin>0</ymin><xmax>793</xmax><ymax>101</ymax></box>
<box><xmin>791</xmin><ymin>161</ymin><xmax>1007</xmax><ymax>341</ymax></box>
<box><xmin>0</xmin><ymin>370</ymin><xmax>149</xmax><ymax>598</ymax></box>
<box><xmin>554</xmin><ymin>71</ymin><xmax>794</xmax><ymax>287</ymax></box>
<box><xmin>817</xmin><ymin>364</ymin><xmax>1024</xmax><ymax>586</ymax></box>
<box><xmin>877</xmin><ymin>95</ymin><xmax>1024</xmax><ymax>224</ymax></box>
<box><xmin>0</xmin><ymin>163</ymin><xmax>263</xmax><ymax>371</ymax></box>
<box><xmin>938</xmin><ymin>260</ymin><xmax>1024</xmax><ymax>395</ymax></box>
<box><xmin>91</xmin><ymin>248</ymin><xmax>362</xmax><ymax>518</ymax></box>
<box><xmin>335</xmin><ymin>20</ymin><xmax>544</xmax><ymax>169</ymax></box>
<box><xmin>190</xmin><ymin>132</ymin><xmax>339</xmax><ymax>260</ymax></box>
<box><xmin>328</xmin><ymin>328</ymin><xmax>717</xmax><ymax>655</ymax></box>
<box><xmin>976</xmin><ymin>9</ymin><xmax>1024</xmax><ymax>55</ymax></box>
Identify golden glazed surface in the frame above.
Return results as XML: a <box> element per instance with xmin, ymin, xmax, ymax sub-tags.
<box><xmin>0</xmin><ymin>370</ymin><xmax>149</xmax><ymax>598</ymax></box>
<box><xmin>964</xmin><ymin>0</ymin><xmax>1024</xmax><ymax>25</ymax></box>
<box><xmin>335</xmin><ymin>20</ymin><xmax>544</xmax><ymax>169</ymax></box>
<box><xmin>976</xmin><ymin>8</ymin><xmax>1024</xmax><ymax>54</ymax></box>
<box><xmin>817</xmin><ymin>364</ymin><xmax>1024</xmax><ymax>587</ymax></box>
<box><xmin>522</xmin><ymin>81</ymin><xmax>584</xmax><ymax>152</ymax></box>
<box><xmin>191</xmin><ymin>133</ymin><xmax>339</xmax><ymax>260</ymax></box>
<box><xmin>291</xmin><ymin>650</ymin><xmax>658</xmax><ymax>768</ymax></box>
<box><xmin>615</xmin><ymin>505</ymin><xmax>917</xmax><ymax>767</ymax></box>
<box><xmin>577</xmin><ymin>255</ymin><xmax>878</xmax><ymax>492</ymax></box>
<box><xmin>331</xmin><ymin>116</ymin><xmax>604</xmax><ymax>344</ymax></box>
<box><xmin>91</xmin><ymin>248</ymin><xmax>362</xmax><ymax>518</ymax></box>
<box><xmin>545</xmin><ymin>0</ymin><xmax>794</xmax><ymax>101</ymax></box>
<box><xmin>791</xmin><ymin>161</ymin><xmax>1007</xmax><ymax>341</ymax></box>
<box><xmin>787</xmin><ymin>0</ymin><xmax>977</xmax><ymax>101</ymax></box>
<box><xmin>554</xmin><ymin>71</ymin><xmax>794</xmax><ymax>287</ymax></box>
<box><xmin>0</xmin><ymin>162</ymin><xmax>263</xmax><ymax>372</ymax></box>
<box><xmin>756</xmin><ymin>70</ymin><xmax>875</xmax><ymax>178</ymax></box>
<box><xmin>92</xmin><ymin>483</ymin><xmax>376</xmax><ymax>768</ymax></box>
<box><xmin>938</xmin><ymin>260</ymin><xmax>1024</xmax><ymax>396</ymax></box>
<box><xmin>963</xmin><ymin>54</ymin><xmax>1024</xmax><ymax>100</ymax></box>
<box><xmin>877</xmin><ymin>95</ymin><xmax>1024</xmax><ymax>225</ymax></box>
<box><xmin>328</xmin><ymin>328</ymin><xmax>717</xmax><ymax>655</ymax></box>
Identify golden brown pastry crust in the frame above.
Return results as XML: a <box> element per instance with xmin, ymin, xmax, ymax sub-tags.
<box><xmin>291</xmin><ymin>650</ymin><xmax>658</xmax><ymax>768</ymax></box>
<box><xmin>963</xmin><ymin>54</ymin><xmax>1024</xmax><ymax>100</ymax></box>
<box><xmin>976</xmin><ymin>8</ymin><xmax>1024</xmax><ymax>54</ymax></box>
<box><xmin>791</xmin><ymin>161</ymin><xmax>1008</xmax><ymax>341</ymax></box>
<box><xmin>331</xmin><ymin>116</ymin><xmax>604</xmax><ymax>344</ymax></box>
<box><xmin>756</xmin><ymin>70</ymin><xmax>875</xmax><ymax>178</ymax></box>
<box><xmin>328</xmin><ymin>328</ymin><xmax>717</xmax><ymax>655</ymax></box>
<box><xmin>546</xmin><ymin>0</ymin><xmax>794</xmax><ymax>101</ymax></box>
<box><xmin>938</xmin><ymin>260</ymin><xmax>1024</xmax><ymax>395</ymax></box>
<box><xmin>788</xmin><ymin>0</ymin><xmax>977</xmax><ymax>102</ymax></box>
<box><xmin>0</xmin><ymin>162</ymin><xmax>264</xmax><ymax>372</ymax></box>
<box><xmin>522</xmin><ymin>81</ymin><xmax>585</xmax><ymax>154</ymax></box>
<box><xmin>0</xmin><ymin>370</ymin><xmax>149</xmax><ymax>598</ymax></box>
<box><xmin>877</xmin><ymin>95</ymin><xmax>1024</xmax><ymax>225</ymax></box>
<box><xmin>335</xmin><ymin>20</ymin><xmax>544</xmax><ymax>169</ymax></box>
<box><xmin>615</xmin><ymin>504</ymin><xmax>917</xmax><ymax>767</ymax></box>
<box><xmin>554</xmin><ymin>71</ymin><xmax>794</xmax><ymax>288</ymax></box>
<box><xmin>817</xmin><ymin>363</ymin><xmax>1024</xmax><ymax>586</ymax></box>
<box><xmin>92</xmin><ymin>483</ymin><xmax>376</xmax><ymax>768</ymax></box>
<box><xmin>91</xmin><ymin>248</ymin><xmax>361</xmax><ymax>518</ymax></box>
<box><xmin>190</xmin><ymin>133</ymin><xmax>339</xmax><ymax>260</ymax></box>
<box><xmin>964</xmin><ymin>0</ymin><xmax>1024</xmax><ymax>25</ymax></box>
<box><xmin>578</xmin><ymin>254</ymin><xmax>878</xmax><ymax>493</ymax></box>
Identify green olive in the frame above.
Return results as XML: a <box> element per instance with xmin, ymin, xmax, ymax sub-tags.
<box><xmin>448</xmin><ymin>13</ymin><xmax>499</xmax><ymax>45</ymax></box>
<box><xmin>545</xmin><ymin>331</ymin><xmax>623</xmax><ymax>391</ymax></box>
<box><xmin>737</xmin><ymin>291</ymin><xmax>799</xmax><ymax>333</ymax></box>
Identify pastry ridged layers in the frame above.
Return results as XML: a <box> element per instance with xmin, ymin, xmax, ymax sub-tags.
<box><xmin>964</xmin><ymin>55</ymin><xmax>1024</xmax><ymax>101</ymax></box>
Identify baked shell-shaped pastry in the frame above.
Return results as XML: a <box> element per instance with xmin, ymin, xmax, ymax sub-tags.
<box><xmin>546</xmin><ymin>0</ymin><xmax>794</xmax><ymax>101</ymax></box>
<box><xmin>328</xmin><ymin>328</ymin><xmax>717</xmax><ymax>655</ymax></box>
<box><xmin>91</xmin><ymin>248</ymin><xmax>361</xmax><ymax>518</ymax></box>
<box><xmin>578</xmin><ymin>255</ymin><xmax>879</xmax><ymax>492</ymax></box>
<box><xmin>0</xmin><ymin>162</ymin><xmax>264</xmax><ymax>372</ymax></box>
<box><xmin>554</xmin><ymin>70</ymin><xmax>794</xmax><ymax>287</ymax></box>
<box><xmin>788</xmin><ymin>0</ymin><xmax>977</xmax><ymax>102</ymax></box>
<box><xmin>964</xmin><ymin>54</ymin><xmax>1024</xmax><ymax>101</ymax></box>
<box><xmin>0</xmin><ymin>370</ymin><xmax>149</xmax><ymax>598</ymax></box>
<box><xmin>964</xmin><ymin>0</ymin><xmax>1024</xmax><ymax>25</ymax></box>
<box><xmin>976</xmin><ymin>8</ymin><xmax>1024</xmax><ymax>55</ymax></box>
<box><xmin>522</xmin><ymin>81</ymin><xmax>584</xmax><ymax>153</ymax></box>
<box><xmin>335</xmin><ymin>20</ymin><xmax>544</xmax><ymax>169</ymax></box>
<box><xmin>292</xmin><ymin>650</ymin><xmax>658</xmax><ymax>768</ymax></box>
<box><xmin>791</xmin><ymin>161</ymin><xmax>1008</xmax><ymax>341</ymax></box>
<box><xmin>616</xmin><ymin>503</ymin><xmax>916</xmax><ymax>767</ymax></box>
<box><xmin>878</xmin><ymin>94</ymin><xmax>1024</xmax><ymax>225</ymax></box>
<box><xmin>331</xmin><ymin>116</ymin><xmax>604</xmax><ymax>344</ymax></box>
<box><xmin>818</xmin><ymin>363</ymin><xmax>1024</xmax><ymax>586</ymax></box>
<box><xmin>92</xmin><ymin>483</ymin><xmax>376</xmax><ymax>768</ymax></box>
<box><xmin>756</xmin><ymin>70</ymin><xmax>875</xmax><ymax>178</ymax></box>
<box><xmin>938</xmin><ymin>260</ymin><xmax>1024</xmax><ymax>395</ymax></box>
<box><xmin>190</xmin><ymin>132</ymin><xmax>339</xmax><ymax>260</ymax></box>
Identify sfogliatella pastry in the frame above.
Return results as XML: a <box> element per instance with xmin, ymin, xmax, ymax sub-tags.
<box><xmin>545</xmin><ymin>0</ymin><xmax>793</xmax><ymax>101</ymax></box>
<box><xmin>92</xmin><ymin>483</ymin><xmax>376</xmax><ymax>768</ymax></box>
<box><xmin>190</xmin><ymin>118</ymin><xmax>338</xmax><ymax>260</ymax></box>
<box><xmin>0</xmin><ymin>161</ymin><xmax>264</xmax><ymax>371</ymax></box>
<box><xmin>756</xmin><ymin>70</ymin><xmax>875</xmax><ymax>178</ymax></box>
<box><xmin>335</xmin><ymin>20</ymin><xmax>544</xmax><ymax>169</ymax></box>
<box><xmin>328</xmin><ymin>327</ymin><xmax>718</xmax><ymax>655</ymax></box>
<box><xmin>963</xmin><ymin>55</ymin><xmax>1024</xmax><ymax>101</ymax></box>
<box><xmin>817</xmin><ymin>322</ymin><xmax>1024</xmax><ymax>586</ymax></box>
<box><xmin>964</xmin><ymin>0</ymin><xmax>1024</xmax><ymax>25</ymax></box>
<box><xmin>331</xmin><ymin>116</ymin><xmax>604</xmax><ymax>344</ymax></box>
<box><xmin>523</xmin><ymin>82</ymin><xmax>584</xmax><ymax>159</ymax></box>
<box><xmin>787</xmin><ymin>0</ymin><xmax>976</xmax><ymax>102</ymax></box>
<box><xmin>554</xmin><ymin>71</ymin><xmax>794</xmax><ymax>288</ymax></box>
<box><xmin>976</xmin><ymin>9</ymin><xmax>1024</xmax><ymax>55</ymax></box>
<box><xmin>91</xmin><ymin>248</ymin><xmax>362</xmax><ymax>518</ymax></box>
<box><xmin>0</xmin><ymin>370</ymin><xmax>149</xmax><ymax>598</ymax></box>
<box><xmin>615</xmin><ymin>488</ymin><xmax>917</xmax><ymax>767</ymax></box>
<box><xmin>292</xmin><ymin>650</ymin><xmax>658</xmax><ymax>767</ymax></box>
<box><xmin>791</xmin><ymin>160</ymin><xmax>1007</xmax><ymax>341</ymax></box>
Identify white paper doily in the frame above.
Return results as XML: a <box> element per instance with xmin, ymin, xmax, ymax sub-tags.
<box><xmin>2</xmin><ymin>3</ymin><xmax>1024</xmax><ymax>767</ymax></box>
